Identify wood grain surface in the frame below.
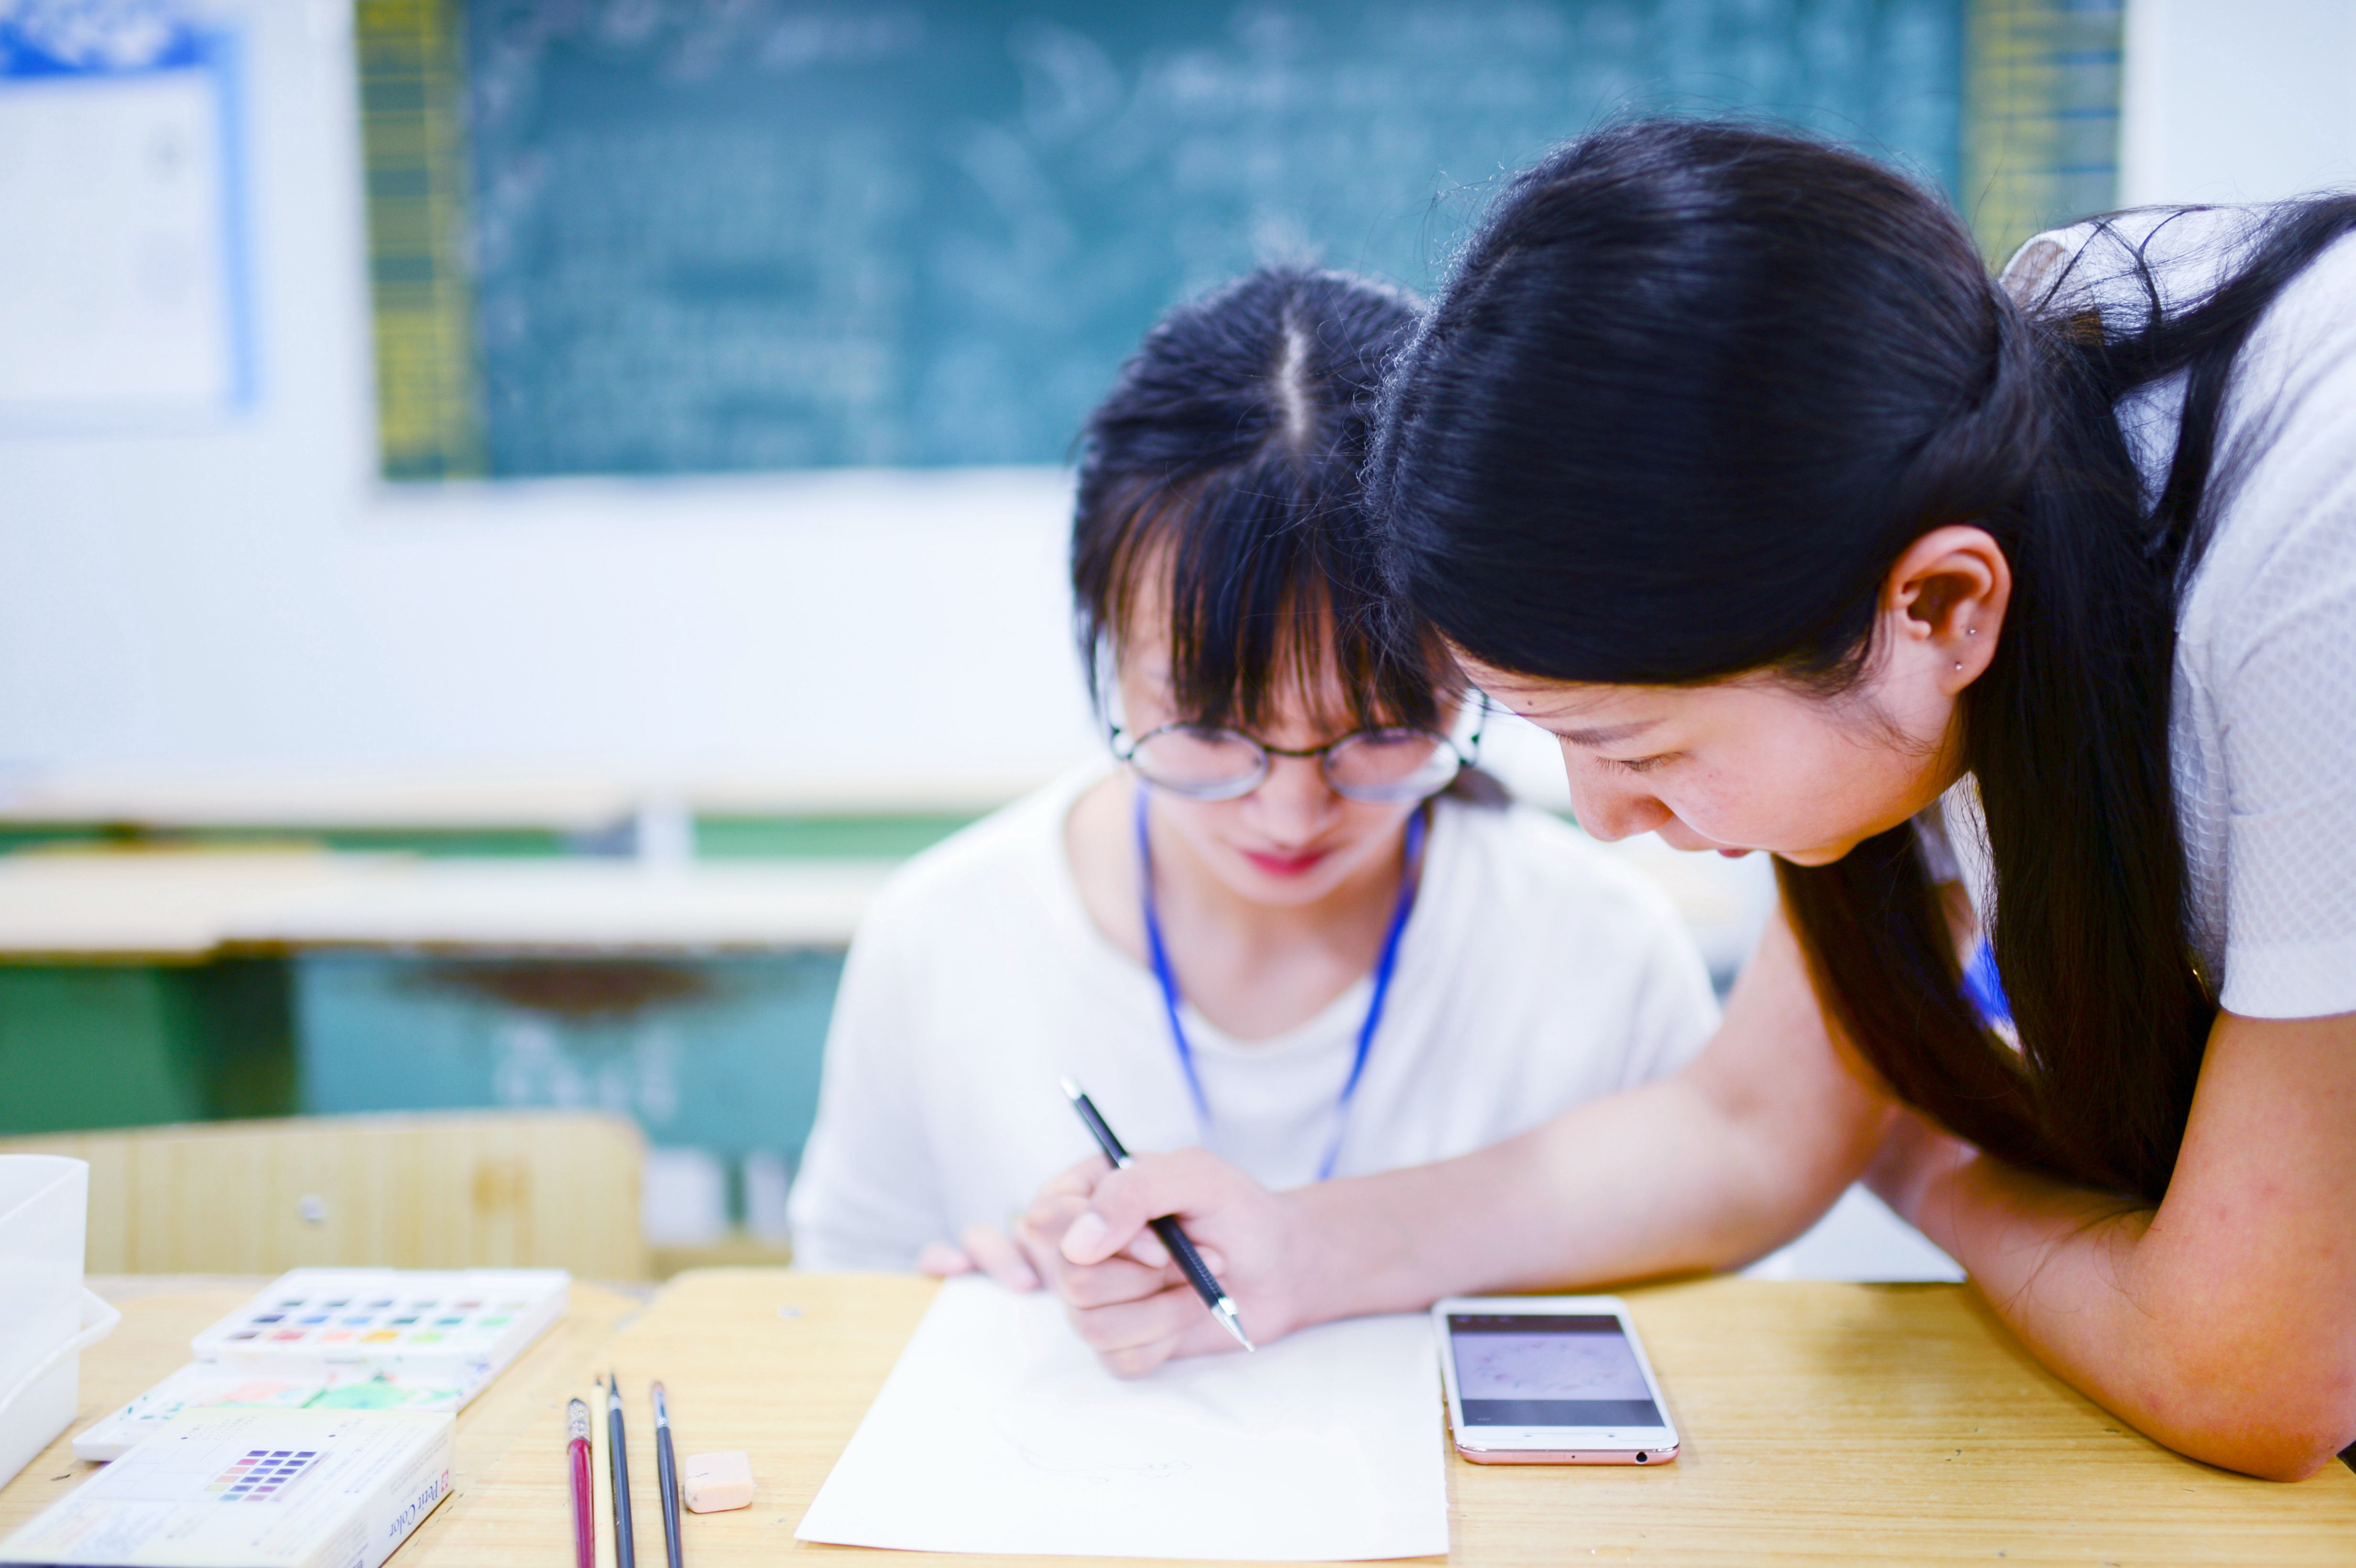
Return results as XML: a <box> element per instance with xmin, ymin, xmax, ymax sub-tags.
<box><xmin>7</xmin><ymin>1271</ymin><xmax>2349</xmax><ymax>1566</ymax></box>
<box><xmin>0</xmin><ymin>1114</ymin><xmax>649</xmax><ymax>1278</ymax></box>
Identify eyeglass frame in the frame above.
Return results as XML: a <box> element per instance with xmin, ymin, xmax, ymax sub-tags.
<box><xmin>1107</xmin><ymin>701</ymin><xmax>1488</xmax><ymax>805</ymax></box>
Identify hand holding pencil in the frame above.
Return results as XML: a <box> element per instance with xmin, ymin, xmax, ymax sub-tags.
<box><xmin>1017</xmin><ymin>1084</ymin><xmax>1310</xmax><ymax>1376</ymax></box>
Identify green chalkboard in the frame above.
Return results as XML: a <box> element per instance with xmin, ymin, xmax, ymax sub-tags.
<box><xmin>458</xmin><ymin>0</ymin><xmax>1963</xmax><ymax>475</ymax></box>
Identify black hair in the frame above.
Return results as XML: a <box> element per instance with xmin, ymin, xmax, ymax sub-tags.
<box><xmin>1371</xmin><ymin>119</ymin><xmax>2356</xmax><ymax>1203</ymax></box>
<box><xmin>1071</xmin><ymin>265</ymin><xmax>1443</xmax><ymax>738</ymax></box>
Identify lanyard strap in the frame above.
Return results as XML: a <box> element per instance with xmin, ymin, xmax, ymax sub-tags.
<box><xmin>1134</xmin><ymin>788</ymin><xmax>1428</xmax><ymax>1182</ymax></box>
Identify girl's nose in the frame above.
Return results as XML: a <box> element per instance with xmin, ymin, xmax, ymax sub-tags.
<box><xmin>1562</xmin><ymin>755</ymin><xmax>1667</xmax><ymax>843</ymax></box>
<box><xmin>1249</xmin><ymin>752</ymin><xmax>1339</xmax><ymax>839</ymax></box>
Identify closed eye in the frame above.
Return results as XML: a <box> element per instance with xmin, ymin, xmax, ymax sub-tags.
<box><xmin>1604</xmin><ymin>754</ymin><xmax>1673</xmax><ymax>775</ymax></box>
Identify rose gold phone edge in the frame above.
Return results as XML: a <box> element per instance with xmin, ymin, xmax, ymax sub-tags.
<box><xmin>1432</xmin><ymin>1295</ymin><xmax>1681</xmax><ymax>1467</ymax></box>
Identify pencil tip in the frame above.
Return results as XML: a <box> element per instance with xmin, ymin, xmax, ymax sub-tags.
<box><xmin>1059</xmin><ymin>1077</ymin><xmax>1083</xmax><ymax>1101</ymax></box>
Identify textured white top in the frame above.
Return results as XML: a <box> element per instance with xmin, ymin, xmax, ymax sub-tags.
<box><xmin>786</xmin><ymin>764</ymin><xmax>1719</xmax><ymax>1270</ymax></box>
<box><xmin>1952</xmin><ymin>207</ymin><xmax>2356</xmax><ymax>1018</ymax></box>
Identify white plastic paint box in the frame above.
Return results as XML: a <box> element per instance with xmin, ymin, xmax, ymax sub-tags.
<box><xmin>0</xmin><ymin>1156</ymin><xmax>120</xmax><ymax>1491</ymax></box>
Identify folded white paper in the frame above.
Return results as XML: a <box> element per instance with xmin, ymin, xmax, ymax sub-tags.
<box><xmin>796</xmin><ymin>1276</ymin><xmax>1450</xmax><ymax>1561</ymax></box>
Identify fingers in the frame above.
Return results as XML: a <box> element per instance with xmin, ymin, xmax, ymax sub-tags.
<box><xmin>1021</xmin><ymin>1157</ymin><xmax>1112</xmax><ymax>1249</ymax></box>
<box><xmin>914</xmin><ymin>1242</ymin><xmax>973</xmax><ymax>1277</ymax></box>
<box><xmin>1063</xmin><ymin>1284</ymin><xmax>1253</xmax><ymax>1378</ymax></box>
<box><xmin>1061</xmin><ymin>1149</ymin><xmax>1239</xmax><ymax>1265</ymax></box>
<box><xmin>959</xmin><ymin>1223</ymin><xmax>1041</xmax><ymax>1292</ymax></box>
<box><xmin>1062</xmin><ymin>1288</ymin><xmax>1198</xmax><ymax>1376</ymax></box>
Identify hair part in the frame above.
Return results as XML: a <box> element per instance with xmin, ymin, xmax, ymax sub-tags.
<box><xmin>1072</xmin><ymin>265</ymin><xmax>1447</xmax><ymax>738</ymax></box>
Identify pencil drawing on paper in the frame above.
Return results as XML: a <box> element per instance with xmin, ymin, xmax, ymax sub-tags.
<box><xmin>986</xmin><ymin>1348</ymin><xmax>1288</xmax><ymax>1483</ymax></box>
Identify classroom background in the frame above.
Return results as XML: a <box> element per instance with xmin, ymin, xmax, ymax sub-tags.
<box><xmin>1</xmin><ymin>0</ymin><xmax>2349</xmax><ymax>1278</ymax></box>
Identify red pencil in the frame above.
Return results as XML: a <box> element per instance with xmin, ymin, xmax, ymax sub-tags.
<box><xmin>567</xmin><ymin>1397</ymin><xmax>595</xmax><ymax>1568</ymax></box>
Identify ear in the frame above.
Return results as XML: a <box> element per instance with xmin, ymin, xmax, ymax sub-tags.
<box><xmin>1882</xmin><ymin>526</ymin><xmax>2011</xmax><ymax>694</ymax></box>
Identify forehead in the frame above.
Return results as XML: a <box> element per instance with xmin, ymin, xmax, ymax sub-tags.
<box><xmin>1451</xmin><ymin>655</ymin><xmax>1650</xmax><ymax>722</ymax></box>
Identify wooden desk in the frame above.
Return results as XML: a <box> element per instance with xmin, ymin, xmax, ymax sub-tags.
<box><xmin>8</xmin><ymin>1273</ymin><xmax>2350</xmax><ymax>1566</ymax></box>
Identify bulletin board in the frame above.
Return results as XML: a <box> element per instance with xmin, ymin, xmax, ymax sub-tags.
<box><xmin>0</xmin><ymin>0</ymin><xmax>254</xmax><ymax>429</ymax></box>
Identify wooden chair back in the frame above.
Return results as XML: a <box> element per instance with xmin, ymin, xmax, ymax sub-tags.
<box><xmin>0</xmin><ymin>1111</ymin><xmax>647</xmax><ymax>1279</ymax></box>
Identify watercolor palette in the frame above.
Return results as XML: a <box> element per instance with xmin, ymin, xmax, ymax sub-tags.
<box><xmin>74</xmin><ymin>1362</ymin><xmax>474</xmax><ymax>1461</ymax></box>
<box><xmin>190</xmin><ymin>1269</ymin><xmax>568</xmax><ymax>1379</ymax></box>
<box><xmin>206</xmin><ymin>1448</ymin><xmax>322</xmax><ymax>1502</ymax></box>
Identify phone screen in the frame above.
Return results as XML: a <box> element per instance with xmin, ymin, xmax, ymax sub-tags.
<box><xmin>1446</xmin><ymin>1313</ymin><xmax>1663</xmax><ymax>1428</ymax></box>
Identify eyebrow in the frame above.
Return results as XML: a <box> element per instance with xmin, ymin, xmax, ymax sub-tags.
<box><xmin>1554</xmin><ymin>720</ymin><xmax>1660</xmax><ymax>747</ymax></box>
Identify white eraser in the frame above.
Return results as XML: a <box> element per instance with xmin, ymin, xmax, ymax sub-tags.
<box><xmin>681</xmin><ymin>1449</ymin><xmax>756</xmax><ymax>1513</ymax></box>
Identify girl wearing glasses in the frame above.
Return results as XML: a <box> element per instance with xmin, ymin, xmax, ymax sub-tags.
<box><xmin>786</xmin><ymin>265</ymin><xmax>1717</xmax><ymax>1279</ymax></box>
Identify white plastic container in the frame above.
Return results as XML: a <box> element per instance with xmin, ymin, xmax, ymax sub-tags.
<box><xmin>0</xmin><ymin>1156</ymin><xmax>120</xmax><ymax>1490</ymax></box>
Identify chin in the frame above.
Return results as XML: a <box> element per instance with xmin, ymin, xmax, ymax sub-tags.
<box><xmin>1772</xmin><ymin>839</ymin><xmax>1858</xmax><ymax>868</ymax></box>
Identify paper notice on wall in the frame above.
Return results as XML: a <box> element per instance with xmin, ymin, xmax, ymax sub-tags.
<box><xmin>0</xmin><ymin>4</ymin><xmax>248</xmax><ymax>425</ymax></box>
<box><xmin>796</xmin><ymin>1275</ymin><xmax>1451</xmax><ymax>1561</ymax></box>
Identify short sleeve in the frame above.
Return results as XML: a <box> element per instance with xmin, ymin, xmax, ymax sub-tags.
<box><xmin>785</xmin><ymin>907</ymin><xmax>955</xmax><ymax>1269</ymax></box>
<box><xmin>2194</xmin><ymin>241</ymin><xmax>2356</xmax><ymax>1017</ymax></box>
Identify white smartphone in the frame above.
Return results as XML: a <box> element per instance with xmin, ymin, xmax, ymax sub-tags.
<box><xmin>1432</xmin><ymin>1296</ymin><xmax>1680</xmax><ymax>1464</ymax></box>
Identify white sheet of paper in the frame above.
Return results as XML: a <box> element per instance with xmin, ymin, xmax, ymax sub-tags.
<box><xmin>796</xmin><ymin>1276</ymin><xmax>1450</xmax><ymax>1561</ymax></box>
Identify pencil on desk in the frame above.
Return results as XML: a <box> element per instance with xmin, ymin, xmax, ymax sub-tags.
<box><xmin>652</xmin><ymin>1382</ymin><xmax>684</xmax><ymax>1568</ymax></box>
<box><xmin>590</xmin><ymin>1376</ymin><xmax>616</xmax><ymax>1568</ymax></box>
<box><xmin>608</xmin><ymin>1371</ymin><xmax>639</xmax><ymax>1568</ymax></box>
<box><xmin>567</xmin><ymin>1397</ymin><xmax>595</xmax><ymax>1568</ymax></box>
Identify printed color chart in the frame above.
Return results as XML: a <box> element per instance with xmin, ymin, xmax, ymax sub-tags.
<box><xmin>208</xmin><ymin>1449</ymin><xmax>321</xmax><ymax>1502</ymax></box>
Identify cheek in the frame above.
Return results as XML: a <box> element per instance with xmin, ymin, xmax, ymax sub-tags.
<box><xmin>1150</xmin><ymin>794</ymin><xmax>1241</xmax><ymax>852</ymax></box>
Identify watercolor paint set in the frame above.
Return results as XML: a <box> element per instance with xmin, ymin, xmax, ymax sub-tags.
<box><xmin>73</xmin><ymin>1361</ymin><xmax>472</xmax><ymax>1461</ymax></box>
<box><xmin>189</xmin><ymin>1269</ymin><xmax>569</xmax><ymax>1378</ymax></box>
<box><xmin>2</xmin><ymin>1408</ymin><xmax>455</xmax><ymax>1568</ymax></box>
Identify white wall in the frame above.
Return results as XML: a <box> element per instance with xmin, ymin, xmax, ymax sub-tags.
<box><xmin>2122</xmin><ymin>0</ymin><xmax>2356</xmax><ymax>207</ymax></box>
<box><xmin>0</xmin><ymin>0</ymin><xmax>1099</xmax><ymax>800</ymax></box>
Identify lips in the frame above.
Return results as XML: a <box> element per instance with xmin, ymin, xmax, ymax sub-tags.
<box><xmin>1240</xmin><ymin>847</ymin><xmax>1331</xmax><ymax>878</ymax></box>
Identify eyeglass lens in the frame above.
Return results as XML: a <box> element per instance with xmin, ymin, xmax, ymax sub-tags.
<box><xmin>1126</xmin><ymin>726</ymin><xmax>1458</xmax><ymax>803</ymax></box>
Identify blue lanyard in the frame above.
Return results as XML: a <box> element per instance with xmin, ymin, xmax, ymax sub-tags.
<box><xmin>1134</xmin><ymin>788</ymin><xmax>1428</xmax><ymax>1183</ymax></box>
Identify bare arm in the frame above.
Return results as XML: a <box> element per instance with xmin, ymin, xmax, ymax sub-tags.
<box><xmin>1038</xmin><ymin>911</ymin><xmax>1895</xmax><ymax>1369</ymax></box>
<box><xmin>1874</xmin><ymin>1008</ymin><xmax>2356</xmax><ymax>1481</ymax></box>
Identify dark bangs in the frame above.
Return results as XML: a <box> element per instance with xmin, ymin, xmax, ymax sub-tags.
<box><xmin>1071</xmin><ymin>266</ymin><xmax>1443</xmax><ymax>735</ymax></box>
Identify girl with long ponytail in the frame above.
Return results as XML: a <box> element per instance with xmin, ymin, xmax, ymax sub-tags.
<box><xmin>1024</xmin><ymin>123</ymin><xmax>2356</xmax><ymax>1480</ymax></box>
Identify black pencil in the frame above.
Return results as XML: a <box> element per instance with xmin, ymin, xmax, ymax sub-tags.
<box><xmin>1061</xmin><ymin>1078</ymin><xmax>1254</xmax><ymax>1351</ymax></box>
<box><xmin>606</xmin><ymin>1371</ymin><xmax>637</xmax><ymax>1568</ymax></box>
<box><xmin>652</xmin><ymin>1382</ymin><xmax>684</xmax><ymax>1568</ymax></box>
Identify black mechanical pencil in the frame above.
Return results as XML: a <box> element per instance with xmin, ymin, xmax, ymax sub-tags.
<box><xmin>1060</xmin><ymin>1077</ymin><xmax>1254</xmax><ymax>1352</ymax></box>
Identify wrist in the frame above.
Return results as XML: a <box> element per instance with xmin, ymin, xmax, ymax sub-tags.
<box><xmin>1286</xmin><ymin>1175</ymin><xmax>1425</xmax><ymax>1328</ymax></box>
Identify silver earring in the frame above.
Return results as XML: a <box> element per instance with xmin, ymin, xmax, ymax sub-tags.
<box><xmin>1954</xmin><ymin>661</ymin><xmax>1963</xmax><ymax>671</ymax></box>
<box><xmin>1967</xmin><ymin>627</ymin><xmax>1977</xmax><ymax>636</ymax></box>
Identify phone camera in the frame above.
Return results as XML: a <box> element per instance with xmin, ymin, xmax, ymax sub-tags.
<box><xmin>1634</xmin><ymin>1452</ymin><xmax>1649</xmax><ymax>1464</ymax></box>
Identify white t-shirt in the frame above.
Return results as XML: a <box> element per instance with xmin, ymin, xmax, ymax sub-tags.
<box><xmin>787</xmin><ymin>765</ymin><xmax>1720</xmax><ymax>1270</ymax></box>
<box><xmin>1946</xmin><ymin>206</ymin><xmax>2356</xmax><ymax>1019</ymax></box>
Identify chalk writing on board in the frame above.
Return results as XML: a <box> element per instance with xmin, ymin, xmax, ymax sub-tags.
<box><xmin>455</xmin><ymin>0</ymin><xmax>1963</xmax><ymax>475</ymax></box>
